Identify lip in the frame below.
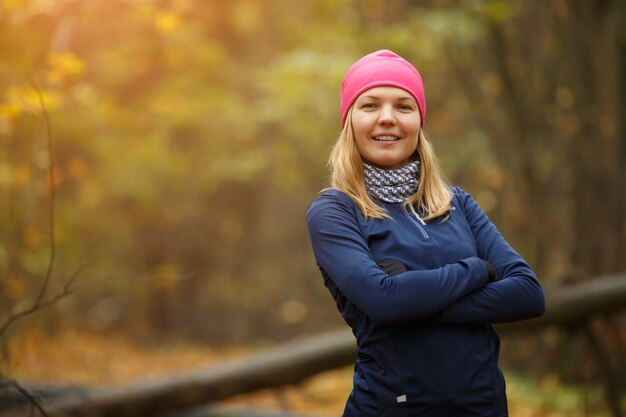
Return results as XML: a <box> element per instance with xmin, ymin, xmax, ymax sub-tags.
<box><xmin>371</xmin><ymin>134</ymin><xmax>402</xmax><ymax>142</ymax></box>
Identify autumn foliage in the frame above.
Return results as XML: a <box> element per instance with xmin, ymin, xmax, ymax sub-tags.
<box><xmin>0</xmin><ymin>0</ymin><xmax>624</xmax><ymax>415</ymax></box>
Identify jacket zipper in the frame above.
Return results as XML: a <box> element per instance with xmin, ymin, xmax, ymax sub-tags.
<box><xmin>406</xmin><ymin>204</ymin><xmax>430</xmax><ymax>239</ymax></box>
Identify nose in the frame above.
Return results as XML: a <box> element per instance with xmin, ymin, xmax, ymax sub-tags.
<box><xmin>378</xmin><ymin>104</ymin><xmax>396</xmax><ymax>125</ymax></box>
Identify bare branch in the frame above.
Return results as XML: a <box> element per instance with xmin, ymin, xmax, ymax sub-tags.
<box><xmin>64</xmin><ymin>260</ymin><xmax>87</xmax><ymax>292</ymax></box>
<box><xmin>0</xmin><ymin>379</ymin><xmax>49</xmax><ymax>417</ymax></box>
<box><xmin>25</xmin><ymin>78</ymin><xmax>56</xmax><ymax>306</ymax></box>
<box><xmin>0</xmin><ymin>266</ymin><xmax>195</xmax><ymax>339</ymax></box>
<box><xmin>0</xmin><ymin>262</ymin><xmax>86</xmax><ymax>339</ymax></box>
<box><xmin>1</xmin><ymin>72</ymin><xmax>196</xmax><ymax>416</ymax></box>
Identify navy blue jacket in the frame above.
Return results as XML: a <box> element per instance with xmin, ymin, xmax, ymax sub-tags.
<box><xmin>306</xmin><ymin>187</ymin><xmax>545</xmax><ymax>417</ymax></box>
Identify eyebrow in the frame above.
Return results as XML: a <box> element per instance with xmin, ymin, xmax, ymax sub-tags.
<box><xmin>362</xmin><ymin>95</ymin><xmax>415</xmax><ymax>102</ymax></box>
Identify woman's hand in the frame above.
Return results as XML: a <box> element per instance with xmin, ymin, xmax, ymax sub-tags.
<box><xmin>378</xmin><ymin>259</ymin><xmax>408</xmax><ymax>276</ymax></box>
<box><xmin>483</xmin><ymin>260</ymin><xmax>499</xmax><ymax>282</ymax></box>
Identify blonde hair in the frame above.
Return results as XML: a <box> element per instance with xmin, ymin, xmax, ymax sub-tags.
<box><xmin>328</xmin><ymin>107</ymin><xmax>452</xmax><ymax>220</ymax></box>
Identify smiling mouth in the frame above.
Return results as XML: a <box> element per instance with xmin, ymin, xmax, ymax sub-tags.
<box><xmin>373</xmin><ymin>135</ymin><xmax>400</xmax><ymax>141</ymax></box>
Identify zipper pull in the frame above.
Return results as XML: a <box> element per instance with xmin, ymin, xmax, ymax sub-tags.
<box><xmin>408</xmin><ymin>204</ymin><xmax>426</xmax><ymax>225</ymax></box>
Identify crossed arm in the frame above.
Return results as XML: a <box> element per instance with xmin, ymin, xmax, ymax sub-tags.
<box><xmin>306</xmin><ymin>188</ymin><xmax>544</xmax><ymax>325</ymax></box>
<box><xmin>431</xmin><ymin>188</ymin><xmax>545</xmax><ymax>324</ymax></box>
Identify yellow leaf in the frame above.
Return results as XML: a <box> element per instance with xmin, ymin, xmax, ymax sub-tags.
<box><xmin>48</xmin><ymin>52</ymin><xmax>86</xmax><ymax>83</ymax></box>
<box><xmin>6</xmin><ymin>85</ymin><xmax>62</xmax><ymax>113</ymax></box>
<box><xmin>0</xmin><ymin>103</ymin><xmax>22</xmax><ymax>119</ymax></box>
<box><xmin>154</xmin><ymin>11</ymin><xmax>180</xmax><ymax>34</ymax></box>
<box><xmin>1</xmin><ymin>0</ymin><xmax>28</xmax><ymax>12</ymax></box>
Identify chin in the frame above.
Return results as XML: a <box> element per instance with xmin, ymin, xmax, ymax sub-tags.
<box><xmin>376</xmin><ymin>158</ymin><xmax>409</xmax><ymax>169</ymax></box>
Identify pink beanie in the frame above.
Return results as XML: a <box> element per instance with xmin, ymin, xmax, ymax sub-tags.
<box><xmin>340</xmin><ymin>49</ymin><xmax>426</xmax><ymax>127</ymax></box>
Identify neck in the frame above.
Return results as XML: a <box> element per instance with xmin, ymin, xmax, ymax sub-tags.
<box><xmin>363</xmin><ymin>160</ymin><xmax>420</xmax><ymax>203</ymax></box>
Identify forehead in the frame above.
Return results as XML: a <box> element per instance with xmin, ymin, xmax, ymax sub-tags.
<box><xmin>356</xmin><ymin>86</ymin><xmax>415</xmax><ymax>101</ymax></box>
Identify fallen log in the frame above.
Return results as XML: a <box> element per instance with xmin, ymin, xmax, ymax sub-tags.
<box><xmin>3</xmin><ymin>273</ymin><xmax>625</xmax><ymax>417</ymax></box>
<box><xmin>498</xmin><ymin>272</ymin><xmax>626</xmax><ymax>331</ymax></box>
<box><xmin>1</xmin><ymin>329</ymin><xmax>356</xmax><ymax>417</ymax></box>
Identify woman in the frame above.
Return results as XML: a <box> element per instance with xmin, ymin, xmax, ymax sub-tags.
<box><xmin>306</xmin><ymin>50</ymin><xmax>545</xmax><ymax>417</ymax></box>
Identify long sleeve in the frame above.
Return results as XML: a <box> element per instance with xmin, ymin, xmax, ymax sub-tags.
<box><xmin>436</xmin><ymin>187</ymin><xmax>545</xmax><ymax>324</ymax></box>
<box><xmin>306</xmin><ymin>190</ymin><xmax>489</xmax><ymax>324</ymax></box>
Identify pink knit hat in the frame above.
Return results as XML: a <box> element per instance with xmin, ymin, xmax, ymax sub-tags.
<box><xmin>340</xmin><ymin>49</ymin><xmax>426</xmax><ymax>127</ymax></box>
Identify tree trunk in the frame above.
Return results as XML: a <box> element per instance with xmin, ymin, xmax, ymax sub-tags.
<box><xmin>565</xmin><ymin>0</ymin><xmax>625</xmax><ymax>276</ymax></box>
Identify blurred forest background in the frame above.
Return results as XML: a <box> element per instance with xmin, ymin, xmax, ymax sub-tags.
<box><xmin>1</xmin><ymin>0</ymin><xmax>625</xmax><ymax>415</ymax></box>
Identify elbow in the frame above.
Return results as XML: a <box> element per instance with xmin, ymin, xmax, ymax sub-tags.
<box><xmin>529</xmin><ymin>286</ymin><xmax>546</xmax><ymax>318</ymax></box>
<box><xmin>518</xmin><ymin>273</ymin><xmax>545</xmax><ymax>318</ymax></box>
<box><xmin>508</xmin><ymin>279</ymin><xmax>545</xmax><ymax>321</ymax></box>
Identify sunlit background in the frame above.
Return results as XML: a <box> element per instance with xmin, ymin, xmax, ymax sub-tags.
<box><xmin>1</xmin><ymin>0</ymin><xmax>625</xmax><ymax>416</ymax></box>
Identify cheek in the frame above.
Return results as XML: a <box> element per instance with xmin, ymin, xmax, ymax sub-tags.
<box><xmin>403</xmin><ymin>122</ymin><xmax>421</xmax><ymax>144</ymax></box>
<box><xmin>352</xmin><ymin>123</ymin><xmax>374</xmax><ymax>148</ymax></box>
<box><xmin>402</xmin><ymin>118</ymin><xmax>421</xmax><ymax>134</ymax></box>
<box><xmin>405</xmin><ymin>130</ymin><xmax>420</xmax><ymax>153</ymax></box>
<box><xmin>352</xmin><ymin>117</ymin><xmax>369</xmax><ymax>135</ymax></box>
<box><xmin>353</xmin><ymin>135</ymin><xmax>369</xmax><ymax>156</ymax></box>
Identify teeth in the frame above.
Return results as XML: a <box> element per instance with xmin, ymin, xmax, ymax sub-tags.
<box><xmin>374</xmin><ymin>135</ymin><xmax>398</xmax><ymax>141</ymax></box>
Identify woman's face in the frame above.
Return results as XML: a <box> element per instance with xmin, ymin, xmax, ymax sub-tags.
<box><xmin>351</xmin><ymin>86</ymin><xmax>421</xmax><ymax>169</ymax></box>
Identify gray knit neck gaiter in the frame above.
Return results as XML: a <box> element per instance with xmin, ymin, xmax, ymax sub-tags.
<box><xmin>363</xmin><ymin>160</ymin><xmax>420</xmax><ymax>203</ymax></box>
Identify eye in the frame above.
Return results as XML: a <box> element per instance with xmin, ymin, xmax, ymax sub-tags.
<box><xmin>360</xmin><ymin>102</ymin><xmax>377</xmax><ymax>110</ymax></box>
<box><xmin>397</xmin><ymin>104</ymin><xmax>415</xmax><ymax>111</ymax></box>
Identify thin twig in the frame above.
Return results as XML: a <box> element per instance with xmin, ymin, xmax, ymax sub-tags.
<box><xmin>0</xmin><ymin>379</ymin><xmax>49</xmax><ymax>417</ymax></box>
<box><xmin>26</xmin><ymin>78</ymin><xmax>56</xmax><ymax>306</ymax></box>
<box><xmin>0</xmin><ymin>285</ymin><xmax>74</xmax><ymax>339</ymax></box>
<box><xmin>0</xmin><ymin>262</ymin><xmax>85</xmax><ymax>339</ymax></box>
<box><xmin>0</xmin><ymin>78</ymin><xmax>65</xmax><ymax>341</ymax></box>
<box><xmin>63</xmin><ymin>260</ymin><xmax>87</xmax><ymax>291</ymax></box>
<box><xmin>0</xmin><ymin>267</ymin><xmax>194</xmax><ymax>338</ymax></box>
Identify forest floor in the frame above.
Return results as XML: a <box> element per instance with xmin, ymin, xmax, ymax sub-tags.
<box><xmin>4</xmin><ymin>328</ymin><xmax>611</xmax><ymax>417</ymax></box>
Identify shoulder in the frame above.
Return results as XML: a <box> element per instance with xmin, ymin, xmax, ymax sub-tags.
<box><xmin>310</xmin><ymin>188</ymin><xmax>355</xmax><ymax>205</ymax></box>
<box><xmin>307</xmin><ymin>189</ymin><xmax>357</xmax><ymax>220</ymax></box>
<box><xmin>306</xmin><ymin>189</ymin><xmax>363</xmax><ymax>232</ymax></box>
<box><xmin>448</xmin><ymin>186</ymin><xmax>487</xmax><ymax>219</ymax></box>
<box><xmin>448</xmin><ymin>186</ymin><xmax>491</xmax><ymax>225</ymax></box>
<box><xmin>448</xmin><ymin>185</ymin><xmax>471</xmax><ymax>207</ymax></box>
